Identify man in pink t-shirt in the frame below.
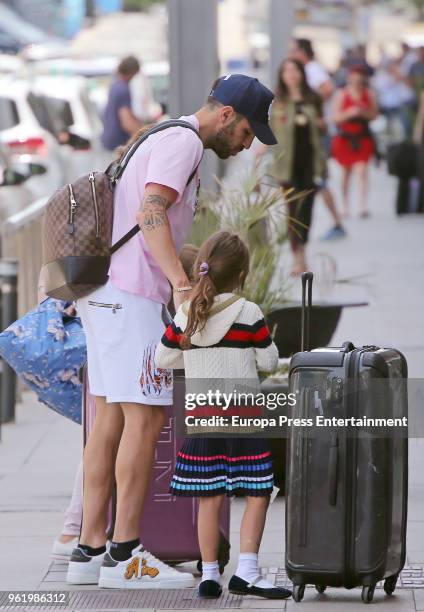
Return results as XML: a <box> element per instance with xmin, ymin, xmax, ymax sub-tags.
<box><xmin>68</xmin><ymin>74</ymin><xmax>277</xmax><ymax>590</ymax></box>
<box><xmin>109</xmin><ymin>114</ymin><xmax>203</xmax><ymax>304</ymax></box>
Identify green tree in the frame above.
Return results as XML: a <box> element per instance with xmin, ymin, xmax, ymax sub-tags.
<box><xmin>408</xmin><ymin>0</ymin><xmax>424</xmax><ymax>18</ymax></box>
<box><xmin>123</xmin><ymin>0</ymin><xmax>165</xmax><ymax>12</ymax></box>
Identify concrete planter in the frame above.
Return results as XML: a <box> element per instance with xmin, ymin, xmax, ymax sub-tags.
<box><xmin>266</xmin><ymin>301</ymin><xmax>367</xmax><ymax>358</ymax></box>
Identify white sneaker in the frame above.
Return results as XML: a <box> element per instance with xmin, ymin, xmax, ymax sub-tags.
<box><xmin>66</xmin><ymin>547</ymin><xmax>107</xmax><ymax>585</ymax></box>
<box><xmin>99</xmin><ymin>545</ymin><xmax>195</xmax><ymax>589</ymax></box>
<box><xmin>51</xmin><ymin>537</ymin><xmax>79</xmax><ymax>560</ymax></box>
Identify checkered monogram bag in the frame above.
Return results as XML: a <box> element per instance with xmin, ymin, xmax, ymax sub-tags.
<box><xmin>41</xmin><ymin>120</ymin><xmax>201</xmax><ymax>302</ymax></box>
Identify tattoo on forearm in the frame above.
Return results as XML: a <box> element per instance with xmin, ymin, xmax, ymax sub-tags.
<box><xmin>139</xmin><ymin>194</ymin><xmax>170</xmax><ymax>232</ymax></box>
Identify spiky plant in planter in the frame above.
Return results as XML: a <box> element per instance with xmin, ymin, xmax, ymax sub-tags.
<box><xmin>187</xmin><ymin>160</ymin><xmax>302</xmax><ymax>315</ymax></box>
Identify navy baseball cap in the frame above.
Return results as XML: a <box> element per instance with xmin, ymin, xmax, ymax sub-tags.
<box><xmin>210</xmin><ymin>74</ymin><xmax>277</xmax><ymax>145</ymax></box>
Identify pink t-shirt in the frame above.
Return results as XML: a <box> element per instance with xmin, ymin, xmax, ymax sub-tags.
<box><xmin>109</xmin><ymin>115</ymin><xmax>203</xmax><ymax>304</ymax></box>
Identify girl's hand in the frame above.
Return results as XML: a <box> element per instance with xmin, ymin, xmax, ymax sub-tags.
<box><xmin>255</xmin><ymin>143</ymin><xmax>268</xmax><ymax>158</ymax></box>
<box><xmin>346</xmin><ymin>106</ymin><xmax>361</xmax><ymax>119</ymax></box>
<box><xmin>64</xmin><ymin>304</ymin><xmax>77</xmax><ymax>317</ymax></box>
<box><xmin>316</xmin><ymin>117</ymin><xmax>327</xmax><ymax>132</ymax></box>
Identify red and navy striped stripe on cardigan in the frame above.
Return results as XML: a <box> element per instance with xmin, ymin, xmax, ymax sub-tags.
<box><xmin>161</xmin><ymin>318</ymin><xmax>273</xmax><ymax>350</ymax></box>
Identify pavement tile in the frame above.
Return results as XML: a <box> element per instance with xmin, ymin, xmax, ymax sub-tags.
<box><xmin>240</xmin><ymin>598</ymin><xmax>288</xmax><ymax>608</ymax></box>
<box><xmin>257</xmin><ymin>531</ymin><xmax>284</xmax><ymax>554</ymax></box>
<box><xmin>408</xmin><ymin>552</ymin><xmax>424</xmax><ymax>564</ymax></box>
<box><xmin>38</xmin><ymin>582</ymin><xmax>98</xmax><ymax>591</ymax></box>
<box><xmin>407</xmin><ymin>523</ymin><xmax>424</xmax><ymax>552</ymax></box>
<box><xmin>0</xmin><ymin>511</ymin><xmax>64</xmax><ymax>537</ymax></box>
<box><xmin>408</xmin><ymin>489</ymin><xmax>424</xmax><ymax>521</ymax></box>
<box><xmin>413</xmin><ymin>589</ymin><xmax>424</xmax><ymax>610</ymax></box>
<box><xmin>285</xmin><ymin>587</ymin><xmax>414</xmax><ymax>611</ymax></box>
<box><xmin>257</xmin><ymin>554</ymin><xmax>286</xmax><ymax>568</ymax></box>
<box><xmin>0</xmin><ymin>535</ymin><xmax>57</xmax><ymax>590</ymax></box>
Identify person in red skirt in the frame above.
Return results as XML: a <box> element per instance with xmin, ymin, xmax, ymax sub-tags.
<box><xmin>332</xmin><ymin>65</ymin><xmax>378</xmax><ymax>217</ymax></box>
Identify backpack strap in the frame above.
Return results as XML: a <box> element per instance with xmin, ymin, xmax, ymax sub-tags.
<box><xmin>109</xmin><ymin>120</ymin><xmax>202</xmax><ymax>255</ymax></box>
<box><xmin>110</xmin><ymin>119</ymin><xmax>202</xmax><ymax>184</ymax></box>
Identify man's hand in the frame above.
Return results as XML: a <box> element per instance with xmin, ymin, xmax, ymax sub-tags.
<box><xmin>172</xmin><ymin>288</ymin><xmax>192</xmax><ymax>311</ymax></box>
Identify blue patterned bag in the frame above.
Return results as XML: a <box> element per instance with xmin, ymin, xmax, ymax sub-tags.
<box><xmin>0</xmin><ymin>298</ymin><xmax>86</xmax><ymax>424</ymax></box>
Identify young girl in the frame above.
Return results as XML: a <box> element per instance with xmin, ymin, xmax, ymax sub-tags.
<box><xmin>155</xmin><ymin>231</ymin><xmax>291</xmax><ymax>600</ymax></box>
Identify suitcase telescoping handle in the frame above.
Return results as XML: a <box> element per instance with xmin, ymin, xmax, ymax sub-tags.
<box><xmin>328</xmin><ymin>432</ymin><xmax>338</xmax><ymax>506</ymax></box>
<box><xmin>301</xmin><ymin>272</ymin><xmax>313</xmax><ymax>352</ymax></box>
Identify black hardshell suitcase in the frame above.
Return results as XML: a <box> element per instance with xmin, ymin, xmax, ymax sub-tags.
<box><xmin>285</xmin><ymin>273</ymin><xmax>408</xmax><ymax>604</ymax></box>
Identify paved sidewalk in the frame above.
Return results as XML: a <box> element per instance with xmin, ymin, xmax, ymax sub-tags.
<box><xmin>0</xmin><ymin>162</ymin><xmax>423</xmax><ymax>610</ymax></box>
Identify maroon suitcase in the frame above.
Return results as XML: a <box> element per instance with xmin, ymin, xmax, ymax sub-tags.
<box><xmin>83</xmin><ymin>372</ymin><xmax>231</xmax><ymax>571</ymax></box>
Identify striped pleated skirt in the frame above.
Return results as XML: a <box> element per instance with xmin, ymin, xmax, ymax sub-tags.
<box><xmin>170</xmin><ymin>438</ymin><xmax>274</xmax><ymax>497</ymax></box>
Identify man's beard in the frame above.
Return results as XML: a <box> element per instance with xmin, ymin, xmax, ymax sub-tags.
<box><xmin>206</xmin><ymin>119</ymin><xmax>241</xmax><ymax>159</ymax></box>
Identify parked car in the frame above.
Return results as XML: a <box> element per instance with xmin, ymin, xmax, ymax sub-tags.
<box><xmin>29</xmin><ymin>75</ymin><xmax>105</xmax><ymax>180</ymax></box>
<box><xmin>143</xmin><ymin>61</ymin><xmax>169</xmax><ymax>115</ymax></box>
<box><xmin>0</xmin><ymin>77</ymin><xmax>64</xmax><ymax>200</ymax></box>
<box><xmin>31</xmin><ymin>57</ymin><xmax>167</xmax><ymax>119</ymax></box>
<box><xmin>0</xmin><ymin>145</ymin><xmax>35</xmax><ymax>240</ymax></box>
<box><xmin>28</xmin><ymin>56</ymin><xmax>119</xmax><ymax>119</ymax></box>
<box><xmin>0</xmin><ymin>54</ymin><xmax>25</xmax><ymax>77</ymax></box>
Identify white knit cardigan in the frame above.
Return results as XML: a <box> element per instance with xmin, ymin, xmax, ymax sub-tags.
<box><xmin>155</xmin><ymin>293</ymin><xmax>279</xmax><ymax>380</ymax></box>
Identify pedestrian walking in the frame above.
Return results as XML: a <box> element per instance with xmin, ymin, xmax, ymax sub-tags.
<box><xmin>373</xmin><ymin>60</ymin><xmax>415</xmax><ymax>140</ymax></box>
<box><xmin>332</xmin><ymin>66</ymin><xmax>378</xmax><ymax>217</ymax></box>
<box><xmin>263</xmin><ymin>59</ymin><xmax>327</xmax><ymax>275</ymax></box>
<box><xmin>408</xmin><ymin>46</ymin><xmax>424</xmax><ymax>105</ymax></box>
<box><xmin>66</xmin><ymin>73</ymin><xmax>277</xmax><ymax>589</ymax></box>
<box><xmin>290</xmin><ymin>38</ymin><xmax>347</xmax><ymax>240</ymax></box>
<box><xmin>101</xmin><ymin>56</ymin><xmax>144</xmax><ymax>152</ymax></box>
<box><xmin>155</xmin><ymin>231</ymin><xmax>292</xmax><ymax>601</ymax></box>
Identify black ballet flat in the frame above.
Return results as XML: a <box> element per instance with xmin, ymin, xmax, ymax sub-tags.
<box><xmin>198</xmin><ymin>579</ymin><xmax>222</xmax><ymax>598</ymax></box>
<box><xmin>228</xmin><ymin>575</ymin><xmax>292</xmax><ymax>599</ymax></box>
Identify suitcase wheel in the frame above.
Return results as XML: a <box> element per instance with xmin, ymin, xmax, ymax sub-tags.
<box><xmin>293</xmin><ymin>584</ymin><xmax>305</xmax><ymax>602</ymax></box>
<box><xmin>315</xmin><ymin>585</ymin><xmax>326</xmax><ymax>594</ymax></box>
<box><xmin>361</xmin><ymin>585</ymin><xmax>375</xmax><ymax>604</ymax></box>
<box><xmin>383</xmin><ymin>575</ymin><xmax>398</xmax><ymax>596</ymax></box>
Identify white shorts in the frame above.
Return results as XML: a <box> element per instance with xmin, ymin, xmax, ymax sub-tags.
<box><xmin>77</xmin><ymin>279</ymin><xmax>173</xmax><ymax>405</ymax></box>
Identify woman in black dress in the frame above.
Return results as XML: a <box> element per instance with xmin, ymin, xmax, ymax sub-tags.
<box><xmin>267</xmin><ymin>59</ymin><xmax>327</xmax><ymax>274</ymax></box>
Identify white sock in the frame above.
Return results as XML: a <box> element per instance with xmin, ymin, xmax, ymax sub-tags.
<box><xmin>202</xmin><ymin>560</ymin><xmax>220</xmax><ymax>584</ymax></box>
<box><xmin>235</xmin><ymin>552</ymin><xmax>275</xmax><ymax>589</ymax></box>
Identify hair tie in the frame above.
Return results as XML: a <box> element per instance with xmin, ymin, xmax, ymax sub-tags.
<box><xmin>199</xmin><ymin>262</ymin><xmax>209</xmax><ymax>276</ymax></box>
